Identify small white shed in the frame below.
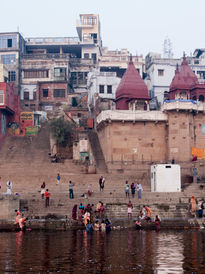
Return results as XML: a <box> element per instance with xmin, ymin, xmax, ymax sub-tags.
<box><xmin>151</xmin><ymin>164</ymin><xmax>181</xmax><ymax>192</ymax></box>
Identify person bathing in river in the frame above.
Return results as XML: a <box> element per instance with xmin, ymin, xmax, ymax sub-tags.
<box><xmin>83</xmin><ymin>209</ymin><xmax>90</xmax><ymax>227</ymax></box>
<box><xmin>154</xmin><ymin>215</ymin><xmax>161</xmax><ymax>232</ymax></box>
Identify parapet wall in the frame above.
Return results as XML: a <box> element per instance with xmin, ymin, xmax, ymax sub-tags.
<box><xmin>0</xmin><ymin>195</ymin><xmax>19</xmax><ymax>221</ymax></box>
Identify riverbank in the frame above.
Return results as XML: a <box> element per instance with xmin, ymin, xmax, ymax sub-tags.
<box><xmin>1</xmin><ymin>216</ymin><xmax>205</xmax><ymax>232</ymax></box>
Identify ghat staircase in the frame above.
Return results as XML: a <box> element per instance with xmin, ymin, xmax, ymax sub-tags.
<box><xmin>0</xmin><ymin>125</ymin><xmax>204</xmax><ymax>221</ymax></box>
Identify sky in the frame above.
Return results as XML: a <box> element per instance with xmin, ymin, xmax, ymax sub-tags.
<box><xmin>1</xmin><ymin>0</ymin><xmax>205</xmax><ymax>58</ymax></box>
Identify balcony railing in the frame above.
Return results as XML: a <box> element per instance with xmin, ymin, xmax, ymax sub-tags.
<box><xmin>25</xmin><ymin>37</ymin><xmax>80</xmax><ymax>45</ymax></box>
<box><xmin>69</xmin><ymin>58</ymin><xmax>94</xmax><ymax>66</ymax></box>
<box><xmin>21</xmin><ymin>53</ymin><xmax>70</xmax><ymax>60</ymax></box>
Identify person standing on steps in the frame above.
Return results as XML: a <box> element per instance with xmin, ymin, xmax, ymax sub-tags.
<box><xmin>124</xmin><ymin>181</ymin><xmax>129</xmax><ymax>198</ymax></box>
<box><xmin>99</xmin><ymin>176</ymin><xmax>105</xmax><ymax>192</ymax></box>
<box><xmin>131</xmin><ymin>182</ymin><xmax>136</xmax><ymax>198</ymax></box>
<box><xmin>0</xmin><ymin>176</ymin><xmax>2</xmax><ymax>191</ymax></box>
<box><xmin>40</xmin><ymin>182</ymin><xmax>46</xmax><ymax>199</ymax></box>
<box><xmin>127</xmin><ymin>200</ymin><xmax>133</xmax><ymax>219</ymax></box>
<box><xmin>56</xmin><ymin>173</ymin><xmax>60</xmax><ymax>185</ymax></box>
<box><xmin>69</xmin><ymin>181</ymin><xmax>74</xmax><ymax>199</ymax></box>
<box><xmin>6</xmin><ymin>180</ymin><xmax>12</xmax><ymax>195</ymax></box>
<box><xmin>137</xmin><ymin>183</ymin><xmax>143</xmax><ymax>199</ymax></box>
<box><xmin>45</xmin><ymin>189</ymin><xmax>50</xmax><ymax>207</ymax></box>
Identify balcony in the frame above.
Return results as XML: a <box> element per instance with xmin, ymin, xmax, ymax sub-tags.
<box><xmin>69</xmin><ymin>58</ymin><xmax>94</xmax><ymax>66</ymax></box>
<box><xmin>25</xmin><ymin>37</ymin><xmax>80</xmax><ymax>45</ymax></box>
<box><xmin>21</xmin><ymin>53</ymin><xmax>70</xmax><ymax>60</ymax></box>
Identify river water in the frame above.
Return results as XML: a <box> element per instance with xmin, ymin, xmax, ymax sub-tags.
<box><xmin>0</xmin><ymin>229</ymin><xmax>205</xmax><ymax>273</ymax></box>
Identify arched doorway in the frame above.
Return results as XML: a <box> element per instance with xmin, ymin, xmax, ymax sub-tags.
<box><xmin>199</xmin><ymin>95</ymin><xmax>204</xmax><ymax>102</ymax></box>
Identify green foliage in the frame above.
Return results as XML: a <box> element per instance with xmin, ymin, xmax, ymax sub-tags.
<box><xmin>49</xmin><ymin>117</ymin><xmax>73</xmax><ymax>147</ymax></box>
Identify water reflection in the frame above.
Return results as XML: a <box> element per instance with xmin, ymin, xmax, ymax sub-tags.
<box><xmin>0</xmin><ymin>229</ymin><xmax>205</xmax><ymax>273</ymax></box>
<box><xmin>154</xmin><ymin>233</ymin><xmax>184</xmax><ymax>273</ymax></box>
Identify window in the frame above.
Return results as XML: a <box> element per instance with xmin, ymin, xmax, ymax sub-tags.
<box><xmin>83</xmin><ymin>16</ymin><xmax>97</xmax><ymax>25</ymax></box>
<box><xmin>99</xmin><ymin>85</ymin><xmax>104</xmax><ymax>93</ymax></box>
<box><xmin>107</xmin><ymin>85</ymin><xmax>112</xmax><ymax>94</ymax></box>
<box><xmin>77</xmin><ymin>113</ymin><xmax>81</xmax><ymax>117</ymax></box>
<box><xmin>71</xmin><ymin>72</ymin><xmax>88</xmax><ymax>85</ymax></box>
<box><xmin>54</xmin><ymin>89</ymin><xmax>65</xmax><ymax>98</ymax></box>
<box><xmin>8</xmin><ymin>71</ymin><xmax>16</xmax><ymax>82</ymax></box>
<box><xmin>24</xmin><ymin>70</ymin><xmax>49</xmax><ymax>79</ymax></box>
<box><xmin>197</xmin><ymin>71</ymin><xmax>205</xmax><ymax>79</ymax></box>
<box><xmin>91</xmin><ymin>53</ymin><xmax>97</xmax><ymax>61</ymax></box>
<box><xmin>72</xmin><ymin>97</ymin><xmax>78</xmax><ymax>106</ymax></box>
<box><xmin>0</xmin><ymin>90</ymin><xmax>4</xmax><ymax>105</ymax></box>
<box><xmin>7</xmin><ymin>39</ymin><xmax>12</xmax><ymax>48</ymax></box>
<box><xmin>199</xmin><ymin>95</ymin><xmax>204</xmax><ymax>102</ymax></box>
<box><xmin>1</xmin><ymin>54</ymin><xmax>16</xmax><ymax>64</ymax></box>
<box><xmin>91</xmin><ymin>33</ymin><xmax>97</xmax><ymax>43</ymax></box>
<box><xmin>158</xmin><ymin>69</ymin><xmax>164</xmax><ymax>76</ymax></box>
<box><xmin>54</xmin><ymin>67</ymin><xmax>66</xmax><ymax>79</ymax></box>
<box><xmin>24</xmin><ymin>92</ymin><xmax>29</xmax><ymax>100</ymax></box>
<box><xmin>0</xmin><ymin>35</ymin><xmax>17</xmax><ymax>49</ymax></box>
<box><xmin>84</xmin><ymin>53</ymin><xmax>89</xmax><ymax>59</ymax></box>
<box><xmin>33</xmin><ymin>92</ymin><xmax>36</xmax><ymax>100</ymax></box>
<box><xmin>42</xmin><ymin>89</ymin><xmax>48</xmax><ymax>97</ymax></box>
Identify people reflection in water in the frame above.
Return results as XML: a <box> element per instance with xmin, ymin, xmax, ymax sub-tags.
<box><xmin>44</xmin><ymin>234</ymin><xmax>50</xmax><ymax>271</ymax></box>
<box><xmin>15</xmin><ymin>231</ymin><xmax>24</xmax><ymax>267</ymax></box>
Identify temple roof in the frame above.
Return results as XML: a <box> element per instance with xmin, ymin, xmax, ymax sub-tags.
<box><xmin>170</xmin><ymin>56</ymin><xmax>198</xmax><ymax>91</ymax></box>
<box><xmin>115</xmin><ymin>59</ymin><xmax>150</xmax><ymax>101</ymax></box>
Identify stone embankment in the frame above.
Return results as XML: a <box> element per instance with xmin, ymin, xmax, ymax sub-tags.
<box><xmin>0</xmin><ymin>125</ymin><xmax>205</xmax><ymax>231</ymax></box>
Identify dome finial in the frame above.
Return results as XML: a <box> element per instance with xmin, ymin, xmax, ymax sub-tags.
<box><xmin>176</xmin><ymin>63</ymin><xmax>179</xmax><ymax>73</ymax></box>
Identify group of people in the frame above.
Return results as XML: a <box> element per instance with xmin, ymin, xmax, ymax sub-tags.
<box><xmin>72</xmin><ymin>201</ymin><xmax>109</xmax><ymax>232</ymax></box>
<box><xmin>56</xmin><ymin>173</ymin><xmax>75</xmax><ymax>199</ymax></box>
<box><xmin>127</xmin><ymin>203</ymin><xmax>152</xmax><ymax>221</ymax></box>
<box><xmin>40</xmin><ymin>182</ymin><xmax>50</xmax><ymax>207</ymax></box>
<box><xmin>125</xmin><ymin>181</ymin><xmax>143</xmax><ymax>199</ymax></box>
<box><xmin>135</xmin><ymin>205</ymin><xmax>161</xmax><ymax>231</ymax></box>
<box><xmin>0</xmin><ymin>177</ymin><xmax>13</xmax><ymax>195</ymax></box>
<box><xmin>86</xmin><ymin>219</ymin><xmax>111</xmax><ymax>233</ymax></box>
<box><xmin>190</xmin><ymin>196</ymin><xmax>205</xmax><ymax>218</ymax></box>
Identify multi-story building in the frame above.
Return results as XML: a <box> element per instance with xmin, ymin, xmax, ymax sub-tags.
<box><xmin>0</xmin><ymin>33</ymin><xmax>25</xmax><ymax>92</ymax></box>
<box><xmin>87</xmin><ymin>68</ymin><xmax>121</xmax><ymax>115</ymax></box>
<box><xmin>0</xmin><ymin>81</ymin><xmax>20</xmax><ymax>143</ymax></box>
<box><xmin>0</xmin><ymin>14</ymin><xmax>101</xmax><ymax>116</ymax></box>
<box><xmin>99</xmin><ymin>47</ymin><xmax>145</xmax><ymax>78</ymax></box>
<box><xmin>145</xmin><ymin>51</ymin><xmax>205</xmax><ymax>106</ymax></box>
<box><xmin>0</xmin><ymin>64</ymin><xmax>8</xmax><ymax>82</ymax></box>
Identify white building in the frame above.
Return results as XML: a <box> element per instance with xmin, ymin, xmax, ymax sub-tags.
<box><xmin>145</xmin><ymin>51</ymin><xmax>205</xmax><ymax>106</ymax></box>
<box><xmin>87</xmin><ymin>68</ymin><xmax>121</xmax><ymax>111</ymax></box>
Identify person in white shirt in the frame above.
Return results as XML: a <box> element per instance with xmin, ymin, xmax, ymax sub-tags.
<box><xmin>137</xmin><ymin>183</ymin><xmax>143</xmax><ymax>199</ymax></box>
<box><xmin>6</xmin><ymin>181</ymin><xmax>13</xmax><ymax>195</ymax></box>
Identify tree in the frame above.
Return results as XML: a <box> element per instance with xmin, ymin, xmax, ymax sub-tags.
<box><xmin>49</xmin><ymin>117</ymin><xmax>73</xmax><ymax>147</ymax></box>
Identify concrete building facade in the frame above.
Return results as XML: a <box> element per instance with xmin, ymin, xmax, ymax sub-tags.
<box><xmin>95</xmin><ymin>57</ymin><xmax>205</xmax><ymax>179</ymax></box>
<box><xmin>145</xmin><ymin>51</ymin><xmax>205</xmax><ymax>106</ymax></box>
<box><xmin>87</xmin><ymin>68</ymin><xmax>121</xmax><ymax>112</ymax></box>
